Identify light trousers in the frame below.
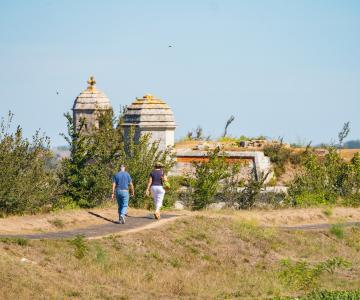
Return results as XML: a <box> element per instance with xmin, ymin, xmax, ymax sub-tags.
<box><xmin>151</xmin><ymin>185</ymin><xmax>165</xmax><ymax>212</ymax></box>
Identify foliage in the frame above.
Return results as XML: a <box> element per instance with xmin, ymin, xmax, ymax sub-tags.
<box><xmin>235</xmin><ymin>172</ymin><xmax>270</xmax><ymax>208</ymax></box>
<box><xmin>338</xmin><ymin>121</ymin><xmax>350</xmax><ymax>148</ymax></box>
<box><xmin>187</xmin><ymin>147</ymin><xmax>272</xmax><ymax>210</ymax></box>
<box><xmin>222</xmin><ymin>115</ymin><xmax>235</xmax><ymax>138</ymax></box>
<box><xmin>58</xmin><ymin>111</ymin><xmax>120</xmax><ymax>208</ymax></box>
<box><xmin>70</xmin><ymin>234</ymin><xmax>88</xmax><ymax>259</ymax></box>
<box><xmin>329</xmin><ymin>223</ymin><xmax>344</xmax><ymax>239</ymax></box>
<box><xmin>271</xmin><ymin>289</ymin><xmax>360</xmax><ymax>300</ymax></box>
<box><xmin>162</xmin><ymin>176</ymin><xmax>183</xmax><ymax>208</ymax></box>
<box><xmin>59</xmin><ymin>110</ymin><xmax>175</xmax><ymax>209</ymax></box>
<box><xmin>263</xmin><ymin>140</ymin><xmax>301</xmax><ymax>177</ymax></box>
<box><xmin>0</xmin><ymin>112</ymin><xmax>59</xmax><ymax>215</ymax></box>
<box><xmin>278</xmin><ymin>257</ymin><xmax>351</xmax><ymax>291</ymax></box>
<box><xmin>190</xmin><ymin>147</ymin><xmax>230</xmax><ymax>210</ymax></box>
<box><xmin>0</xmin><ymin>237</ymin><xmax>29</xmax><ymax>246</ymax></box>
<box><xmin>48</xmin><ymin>218</ymin><xmax>65</xmax><ymax>229</ymax></box>
<box><xmin>288</xmin><ymin>148</ymin><xmax>360</xmax><ymax>206</ymax></box>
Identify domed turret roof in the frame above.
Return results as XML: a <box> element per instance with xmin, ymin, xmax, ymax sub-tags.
<box><xmin>122</xmin><ymin>94</ymin><xmax>176</xmax><ymax>128</ymax></box>
<box><xmin>73</xmin><ymin>76</ymin><xmax>111</xmax><ymax>111</ymax></box>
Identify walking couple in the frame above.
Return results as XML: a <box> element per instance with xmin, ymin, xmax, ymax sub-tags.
<box><xmin>111</xmin><ymin>162</ymin><xmax>168</xmax><ymax>224</ymax></box>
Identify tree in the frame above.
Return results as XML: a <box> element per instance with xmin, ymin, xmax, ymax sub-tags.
<box><xmin>0</xmin><ymin>112</ymin><xmax>59</xmax><ymax>215</ymax></box>
<box><xmin>222</xmin><ymin>115</ymin><xmax>235</xmax><ymax>138</ymax></box>
<box><xmin>338</xmin><ymin>122</ymin><xmax>350</xmax><ymax>148</ymax></box>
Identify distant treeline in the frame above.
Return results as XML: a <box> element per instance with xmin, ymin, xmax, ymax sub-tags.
<box><xmin>344</xmin><ymin>140</ymin><xmax>360</xmax><ymax>149</ymax></box>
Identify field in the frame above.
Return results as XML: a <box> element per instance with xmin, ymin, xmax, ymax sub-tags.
<box><xmin>1</xmin><ymin>208</ymin><xmax>360</xmax><ymax>299</ymax></box>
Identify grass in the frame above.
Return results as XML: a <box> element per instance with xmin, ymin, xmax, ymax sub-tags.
<box><xmin>48</xmin><ymin>218</ymin><xmax>65</xmax><ymax>229</ymax></box>
<box><xmin>0</xmin><ymin>216</ymin><xmax>359</xmax><ymax>299</ymax></box>
<box><xmin>322</xmin><ymin>207</ymin><xmax>333</xmax><ymax>217</ymax></box>
<box><xmin>329</xmin><ymin>223</ymin><xmax>345</xmax><ymax>239</ymax></box>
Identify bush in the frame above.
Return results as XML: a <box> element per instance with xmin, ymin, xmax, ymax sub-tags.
<box><xmin>70</xmin><ymin>234</ymin><xmax>88</xmax><ymax>259</ymax></box>
<box><xmin>288</xmin><ymin>148</ymin><xmax>360</xmax><ymax>206</ymax></box>
<box><xmin>263</xmin><ymin>141</ymin><xmax>301</xmax><ymax>177</ymax></box>
<box><xmin>271</xmin><ymin>289</ymin><xmax>360</xmax><ymax>300</ymax></box>
<box><xmin>278</xmin><ymin>257</ymin><xmax>350</xmax><ymax>291</ymax></box>
<box><xmin>0</xmin><ymin>112</ymin><xmax>60</xmax><ymax>215</ymax></box>
<box><xmin>190</xmin><ymin>147</ymin><xmax>230</xmax><ymax>210</ymax></box>
<box><xmin>329</xmin><ymin>223</ymin><xmax>345</xmax><ymax>239</ymax></box>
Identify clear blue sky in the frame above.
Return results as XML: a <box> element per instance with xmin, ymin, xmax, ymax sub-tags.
<box><xmin>0</xmin><ymin>0</ymin><xmax>359</xmax><ymax>146</ymax></box>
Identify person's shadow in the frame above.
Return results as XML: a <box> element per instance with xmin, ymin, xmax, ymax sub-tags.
<box><xmin>87</xmin><ymin>211</ymin><xmax>119</xmax><ymax>224</ymax></box>
<box><xmin>88</xmin><ymin>211</ymin><xmax>154</xmax><ymax>223</ymax></box>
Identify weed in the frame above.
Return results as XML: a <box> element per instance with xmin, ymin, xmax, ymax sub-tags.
<box><xmin>48</xmin><ymin>218</ymin><xmax>65</xmax><ymax>228</ymax></box>
<box><xmin>66</xmin><ymin>290</ymin><xmax>81</xmax><ymax>297</ymax></box>
<box><xmin>329</xmin><ymin>223</ymin><xmax>345</xmax><ymax>239</ymax></box>
<box><xmin>144</xmin><ymin>272</ymin><xmax>154</xmax><ymax>281</ymax></box>
<box><xmin>322</xmin><ymin>207</ymin><xmax>333</xmax><ymax>217</ymax></box>
<box><xmin>95</xmin><ymin>245</ymin><xmax>107</xmax><ymax>264</ymax></box>
<box><xmin>278</xmin><ymin>257</ymin><xmax>350</xmax><ymax>291</ymax></box>
<box><xmin>0</xmin><ymin>237</ymin><xmax>29</xmax><ymax>246</ymax></box>
<box><xmin>146</xmin><ymin>251</ymin><xmax>164</xmax><ymax>263</ymax></box>
<box><xmin>69</xmin><ymin>234</ymin><xmax>88</xmax><ymax>259</ymax></box>
<box><xmin>169</xmin><ymin>257</ymin><xmax>182</xmax><ymax>268</ymax></box>
<box><xmin>270</xmin><ymin>289</ymin><xmax>360</xmax><ymax>299</ymax></box>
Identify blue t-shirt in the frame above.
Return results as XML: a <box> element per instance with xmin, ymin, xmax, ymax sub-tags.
<box><xmin>113</xmin><ymin>171</ymin><xmax>132</xmax><ymax>190</ymax></box>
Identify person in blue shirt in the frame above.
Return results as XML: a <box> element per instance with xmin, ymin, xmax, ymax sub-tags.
<box><xmin>112</xmin><ymin>164</ymin><xmax>134</xmax><ymax>224</ymax></box>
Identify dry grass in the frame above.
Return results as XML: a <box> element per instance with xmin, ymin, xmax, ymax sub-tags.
<box><xmin>1</xmin><ymin>214</ymin><xmax>359</xmax><ymax>299</ymax></box>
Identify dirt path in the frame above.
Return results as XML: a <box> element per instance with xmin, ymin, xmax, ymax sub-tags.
<box><xmin>0</xmin><ymin>213</ymin><xmax>359</xmax><ymax>240</ymax></box>
<box><xmin>1</xmin><ymin>206</ymin><xmax>359</xmax><ymax>240</ymax></box>
<box><xmin>0</xmin><ymin>213</ymin><xmax>180</xmax><ymax>240</ymax></box>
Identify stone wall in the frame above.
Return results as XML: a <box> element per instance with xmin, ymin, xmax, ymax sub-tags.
<box><xmin>170</xmin><ymin>150</ymin><xmax>273</xmax><ymax>182</ymax></box>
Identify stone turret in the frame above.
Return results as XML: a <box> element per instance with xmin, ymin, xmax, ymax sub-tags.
<box><xmin>72</xmin><ymin>76</ymin><xmax>112</xmax><ymax>133</ymax></box>
<box><xmin>121</xmin><ymin>94</ymin><xmax>176</xmax><ymax>151</ymax></box>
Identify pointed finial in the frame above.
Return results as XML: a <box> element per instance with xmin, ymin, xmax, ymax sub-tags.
<box><xmin>87</xmin><ymin>76</ymin><xmax>96</xmax><ymax>90</ymax></box>
<box><xmin>143</xmin><ymin>94</ymin><xmax>153</xmax><ymax>100</ymax></box>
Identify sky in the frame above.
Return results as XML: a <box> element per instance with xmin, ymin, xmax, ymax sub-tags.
<box><xmin>0</xmin><ymin>0</ymin><xmax>359</xmax><ymax>146</ymax></box>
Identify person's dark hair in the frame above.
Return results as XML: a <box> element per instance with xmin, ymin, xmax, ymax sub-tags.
<box><xmin>154</xmin><ymin>162</ymin><xmax>163</xmax><ymax>168</ymax></box>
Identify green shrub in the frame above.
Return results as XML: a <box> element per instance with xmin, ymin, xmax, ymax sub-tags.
<box><xmin>162</xmin><ymin>176</ymin><xmax>183</xmax><ymax>208</ymax></box>
<box><xmin>48</xmin><ymin>218</ymin><xmax>65</xmax><ymax>229</ymax></box>
<box><xmin>278</xmin><ymin>257</ymin><xmax>350</xmax><ymax>291</ymax></box>
<box><xmin>270</xmin><ymin>289</ymin><xmax>360</xmax><ymax>299</ymax></box>
<box><xmin>190</xmin><ymin>147</ymin><xmax>230</xmax><ymax>210</ymax></box>
<box><xmin>322</xmin><ymin>207</ymin><xmax>333</xmax><ymax>217</ymax></box>
<box><xmin>0</xmin><ymin>237</ymin><xmax>29</xmax><ymax>246</ymax></box>
<box><xmin>329</xmin><ymin>224</ymin><xmax>345</xmax><ymax>239</ymax></box>
<box><xmin>70</xmin><ymin>234</ymin><xmax>88</xmax><ymax>259</ymax></box>
<box><xmin>288</xmin><ymin>148</ymin><xmax>360</xmax><ymax>206</ymax></box>
<box><xmin>235</xmin><ymin>171</ymin><xmax>270</xmax><ymax>209</ymax></box>
<box><xmin>264</xmin><ymin>141</ymin><xmax>300</xmax><ymax>177</ymax></box>
<box><xmin>0</xmin><ymin>112</ymin><xmax>60</xmax><ymax>215</ymax></box>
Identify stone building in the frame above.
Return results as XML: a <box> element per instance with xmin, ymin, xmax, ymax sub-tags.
<box><xmin>72</xmin><ymin>76</ymin><xmax>112</xmax><ymax>133</ymax></box>
<box><xmin>121</xmin><ymin>94</ymin><xmax>176</xmax><ymax>151</ymax></box>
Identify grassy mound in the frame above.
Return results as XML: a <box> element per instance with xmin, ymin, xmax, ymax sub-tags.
<box><xmin>0</xmin><ymin>215</ymin><xmax>359</xmax><ymax>299</ymax></box>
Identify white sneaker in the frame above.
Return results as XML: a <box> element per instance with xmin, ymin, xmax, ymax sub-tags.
<box><xmin>119</xmin><ymin>215</ymin><xmax>126</xmax><ymax>224</ymax></box>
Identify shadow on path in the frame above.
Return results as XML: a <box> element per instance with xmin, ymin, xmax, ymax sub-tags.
<box><xmin>88</xmin><ymin>211</ymin><xmax>118</xmax><ymax>224</ymax></box>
